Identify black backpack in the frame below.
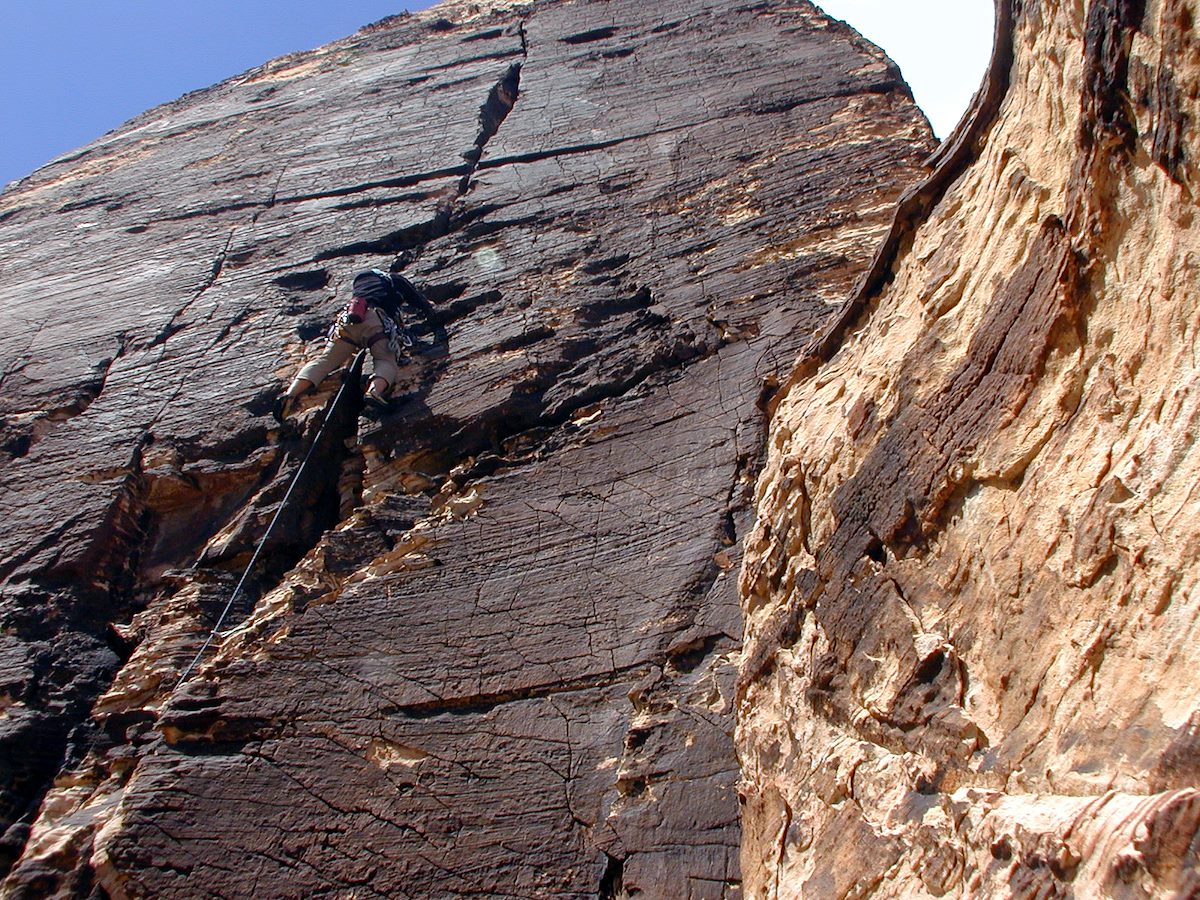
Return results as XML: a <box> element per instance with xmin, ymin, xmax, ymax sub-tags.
<box><xmin>352</xmin><ymin>269</ymin><xmax>429</xmax><ymax>319</ymax></box>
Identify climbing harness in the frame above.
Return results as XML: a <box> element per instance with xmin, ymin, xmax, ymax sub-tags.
<box><xmin>327</xmin><ymin>305</ymin><xmax>412</xmax><ymax>359</ymax></box>
<box><xmin>174</xmin><ymin>351</ymin><xmax>367</xmax><ymax>689</ymax></box>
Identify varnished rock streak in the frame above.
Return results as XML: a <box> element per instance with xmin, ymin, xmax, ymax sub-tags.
<box><xmin>740</xmin><ymin>0</ymin><xmax>1200</xmax><ymax>896</ymax></box>
<box><xmin>0</xmin><ymin>0</ymin><xmax>932</xmax><ymax>896</ymax></box>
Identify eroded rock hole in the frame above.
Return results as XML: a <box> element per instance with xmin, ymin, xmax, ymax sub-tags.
<box><xmin>865</xmin><ymin>538</ymin><xmax>887</xmax><ymax>564</ymax></box>
<box><xmin>273</xmin><ymin>269</ymin><xmax>329</xmax><ymax>291</ymax></box>
<box><xmin>561</xmin><ymin>26</ymin><xmax>619</xmax><ymax>45</ymax></box>
<box><xmin>599</xmin><ymin>853</ymin><xmax>626</xmax><ymax>899</ymax></box>
<box><xmin>463</xmin><ymin>27</ymin><xmax>505</xmax><ymax>42</ymax></box>
<box><xmin>1</xmin><ymin>431</ymin><xmax>32</xmax><ymax>460</ymax></box>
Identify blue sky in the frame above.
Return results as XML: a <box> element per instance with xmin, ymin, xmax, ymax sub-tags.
<box><xmin>820</xmin><ymin>0</ymin><xmax>994</xmax><ymax>140</ymax></box>
<box><xmin>0</xmin><ymin>1</ymin><xmax>993</xmax><ymax>190</ymax></box>
<box><xmin>0</xmin><ymin>2</ymin><xmax>436</xmax><ymax>188</ymax></box>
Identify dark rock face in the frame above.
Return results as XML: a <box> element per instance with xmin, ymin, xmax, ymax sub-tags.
<box><xmin>0</xmin><ymin>1</ymin><xmax>932</xmax><ymax>895</ymax></box>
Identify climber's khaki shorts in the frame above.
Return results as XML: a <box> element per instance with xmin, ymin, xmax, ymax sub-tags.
<box><xmin>295</xmin><ymin>307</ymin><xmax>400</xmax><ymax>390</ymax></box>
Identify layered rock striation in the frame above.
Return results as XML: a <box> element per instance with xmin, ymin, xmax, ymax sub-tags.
<box><xmin>739</xmin><ymin>0</ymin><xmax>1200</xmax><ymax>896</ymax></box>
<box><xmin>0</xmin><ymin>1</ymin><xmax>933</xmax><ymax>896</ymax></box>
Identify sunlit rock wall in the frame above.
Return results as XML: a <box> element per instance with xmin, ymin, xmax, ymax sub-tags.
<box><xmin>0</xmin><ymin>0</ymin><xmax>933</xmax><ymax>896</ymax></box>
<box><xmin>739</xmin><ymin>0</ymin><xmax>1200</xmax><ymax>896</ymax></box>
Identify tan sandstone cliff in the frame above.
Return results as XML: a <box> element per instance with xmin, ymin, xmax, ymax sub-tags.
<box><xmin>739</xmin><ymin>0</ymin><xmax>1200</xmax><ymax>896</ymax></box>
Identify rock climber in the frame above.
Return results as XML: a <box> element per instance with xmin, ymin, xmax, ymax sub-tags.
<box><xmin>277</xmin><ymin>268</ymin><xmax>439</xmax><ymax>418</ymax></box>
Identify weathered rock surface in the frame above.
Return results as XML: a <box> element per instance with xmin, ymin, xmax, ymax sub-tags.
<box><xmin>739</xmin><ymin>0</ymin><xmax>1200</xmax><ymax>896</ymax></box>
<box><xmin>0</xmin><ymin>1</ymin><xmax>932</xmax><ymax>896</ymax></box>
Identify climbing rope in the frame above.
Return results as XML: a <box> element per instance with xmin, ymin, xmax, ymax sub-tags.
<box><xmin>174</xmin><ymin>351</ymin><xmax>367</xmax><ymax>689</ymax></box>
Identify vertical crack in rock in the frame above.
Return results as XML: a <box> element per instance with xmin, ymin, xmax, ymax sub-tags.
<box><xmin>161</xmin><ymin>36</ymin><xmax>534</xmax><ymax>696</ymax></box>
<box><xmin>194</xmin><ymin>376</ymin><xmax>368</xmax><ymax>622</ymax></box>
<box><xmin>314</xmin><ymin>42</ymin><xmax>524</xmax><ymax>269</ymax></box>
<box><xmin>147</xmin><ymin>228</ymin><xmax>238</xmax><ymax>350</ymax></box>
<box><xmin>460</xmin><ymin>61</ymin><xmax>523</xmax><ymax>181</ymax></box>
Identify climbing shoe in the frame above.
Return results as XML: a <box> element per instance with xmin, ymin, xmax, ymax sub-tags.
<box><xmin>364</xmin><ymin>389</ymin><xmax>389</xmax><ymax>411</ymax></box>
